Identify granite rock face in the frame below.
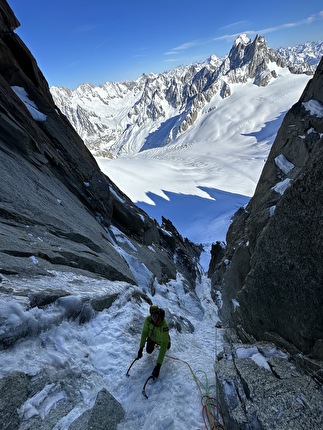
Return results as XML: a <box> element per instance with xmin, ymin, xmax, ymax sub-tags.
<box><xmin>0</xmin><ymin>2</ymin><xmax>201</xmax><ymax>287</ymax></box>
<box><xmin>215</xmin><ymin>329</ymin><xmax>323</xmax><ymax>430</ymax></box>
<box><xmin>0</xmin><ymin>3</ymin><xmax>204</xmax><ymax>429</ymax></box>
<box><xmin>209</xmin><ymin>58</ymin><xmax>323</xmax><ymax>429</ymax></box>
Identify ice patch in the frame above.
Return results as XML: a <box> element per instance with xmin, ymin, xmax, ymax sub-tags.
<box><xmin>272</xmin><ymin>178</ymin><xmax>291</xmax><ymax>195</ymax></box>
<box><xmin>251</xmin><ymin>352</ymin><xmax>271</xmax><ymax>371</ymax></box>
<box><xmin>275</xmin><ymin>154</ymin><xmax>294</xmax><ymax>175</ymax></box>
<box><xmin>231</xmin><ymin>299</ymin><xmax>240</xmax><ymax>311</ymax></box>
<box><xmin>302</xmin><ymin>99</ymin><xmax>323</xmax><ymax>117</ymax></box>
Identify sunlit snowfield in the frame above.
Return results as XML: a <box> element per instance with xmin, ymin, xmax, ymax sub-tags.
<box><xmin>97</xmin><ymin>71</ymin><xmax>311</xmax><ymax>267</ymax></box>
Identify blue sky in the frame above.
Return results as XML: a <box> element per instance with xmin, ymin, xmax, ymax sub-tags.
<box><xmin>8</xmin><ymin>0</ymin><xmax>323</xmax><ymax>89</ymax></box>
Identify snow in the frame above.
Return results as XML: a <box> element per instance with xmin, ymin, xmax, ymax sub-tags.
<box><xmin>269</xmin><ymin>205</ymin><xmax>276</xmax><ymax>217</ymax></box>
<box><xmin>1</xmin><ymin>67</ymin><xmax>311</xmax><ymax>429</ymax></box>
<box><xmin>0</xmin><ymin>271</ymin><xmax>221</xmax><ymax>429</ymax></box>
<box><xmin>235</xmin><ymin>346</ymin><xmax>288</xmax><ymax>372</ymax></box>
<box><xmin>231</xmin><ymin>299</ymin><xmax>240</xmax><ymax>311</ymax></box>
<box><xmin>19</xmin><ymin>384</ymin><xmax>66</xmax><ymax>420</ymax></box>
<box><xmin>234</xmin><ymin>33</ymin><xmax>250</xmax><ymax>46</ymax></box>
<box><xmin>302</xmin><ymin>99</ymin><xmax>323</xmax><ymax>117</ymax></box>
<box><xmin>29</xmin><ymin>255</ymin><xmax>39</xmax><ymax>265</ymax></box>
<box><xmin>250</xmin><ymin>353</ymin><xmax>271</xmax><ymax>371</ymax></box>
<box><xmin>236</xmin><ymin>346</ymin><xmax>259</xmax><ymax>359</ymax></box>
<box><xmin>11</xmin><ymin>86</ymin><xmax>47</xmax><ymax>121</ymax></box>
<box><xmin>299</xmin><ymin>126</ymin><xmax>323</xmax><ymax>139</ymax></box>
<box><xmin>97</xmin><ymin>72</ymin><xmax>310</xmax><ymax>270</ymax></box>
<box><xmin>275</xmin><ymin>154</ymin><xmax>294</xmax><ymax>175</ymax></box>
<box><xmin>272</xmin><ymin>178</ymin><xmax>292</xmax><ymax>195</ymax></box>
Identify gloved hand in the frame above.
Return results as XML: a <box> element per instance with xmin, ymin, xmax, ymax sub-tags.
<box><xmin>137</xmin><ymin>347</ymin><xmax>143</xmax><ymax>359</ymax></box>
<box><xmin>152</xmin><ymin>363</ymin><xmax>161</xmax><ymax>378</ymax></box>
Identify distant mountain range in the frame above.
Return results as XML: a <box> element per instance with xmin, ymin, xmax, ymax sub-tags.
<box><xmin>50</xmin><ymin>36</ymin><xmax>322</xmax><ymax>158</ymax></box>
<box><xmin>277</xmin><ymin>40</ymin><xmax>323</xmax><ymax>66</ymax></box>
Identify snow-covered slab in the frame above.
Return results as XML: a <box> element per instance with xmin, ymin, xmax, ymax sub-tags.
<box><xmin>302</xmin><ymin>99</ymin><xmax>323</xmax><ymax>117</ymax></box>
<box><xmin>11</xmin><ymin>86</ymin><xmax>47</xmax><ymax>121</ymax></box>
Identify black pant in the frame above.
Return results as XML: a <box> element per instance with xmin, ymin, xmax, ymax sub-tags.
<box><xmin>146</xmin><ymin>337</ymin><xmax>171</xmax><ymax>354</ymax></box>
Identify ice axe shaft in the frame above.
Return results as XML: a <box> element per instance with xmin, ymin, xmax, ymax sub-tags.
<box><xmin>126</xmin><ymin>357</ymin><xmax>139</xmax><ymax>377</ymax></box>
<box><xmin>142</xmin><ymin>375</ymin><xmax>155</xmax><ymax>399</ymax></box>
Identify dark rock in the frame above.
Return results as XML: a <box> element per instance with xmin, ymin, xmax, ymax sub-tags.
<box><xmin>0</xmin><ymin>1</ymin><xmax>201</xmax><ymax>289</ymax></box>
<box><xmin>29</xmin><ymin>289</ymin><xmax>70</xmax><ymax>308</ymax></box>
<box><xmin>207</xmin><ymin>241</ymin><xmax>225</xmax><ymax>277</ymax></box>
<box><xmin>130</xmin><ymin>290</ymin><xmax>152</xmax><ymax>305</ymax></box>
<box><xmin>167</xmin><ymin>314</ymin><xmax>195</xmax><ymax>333</ymax></box>
<box><xmin>209</xmin><ymin>58</ymin><xmax>323</xmax><ymax>428</ymax></box>
<box><xmin>215</xmin><ymin>330</ymin><xmax>323</xmax><ymax>429</ymax></box>
<box><xmin>0</xmin><ymin>372</ymin><xmax>31</xmax><ymax>430</ymax></box>
<box><xmin>90</xmin><ymin>293</ymin><xmax>119</xmax><ymax>311</ymax></box>
<box><xmin>70</xmin><ymin>388</ymin><xmax>125</xmax><ymax>430</ymax></box>
<box><xmin>88</xmin><ymin>389</ymin><xmax>125</xmax><ymax>429</ymax></box>
<box><xmin>210</xmin><ymin>58</ymin><xmax>323</xmax><ymax>366</ymax></box>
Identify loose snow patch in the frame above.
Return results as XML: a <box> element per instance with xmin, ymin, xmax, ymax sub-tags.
<box><xmin>302</xmin><ymin>99</ymin><xmax>323</xmax><ymax>117</ymax></box>
<box><xmin>275</xmin><ymin>154</ymin><xmax>294</xmax><ymax>175</ymax></box>
<box><xmin>272</xmin><ymin>178</ymin><xmax>292</xmax><ymax>195</ymax></box>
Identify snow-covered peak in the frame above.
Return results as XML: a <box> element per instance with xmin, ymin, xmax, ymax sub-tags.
<box><xmin>234</xmin><ymin>33</ymin><xmax>251</xmax><ymax>46</ymax></box>
<box><xmin>206</xmin><ymin>53</ymin><xmax>222</xmax><ymax>67</ymax></box>
<box><xmin>277</xmin><ymin>40</ymin><xmax>323</xmax><ymax>66</ymax></box>
<box><xmin>50</xmin><ymin>36</ymin><xmax>320</xmax><ymax>158</ymax></box>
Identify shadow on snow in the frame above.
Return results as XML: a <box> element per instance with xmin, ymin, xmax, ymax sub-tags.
<box><xmin>136</xmin><ymin>186</ymin><xmax>250</xmax><ymax>244</ymax></box>
<box><xmin>242</xmin><ymin>113</ymin><xmax>286</xmax><ymax>143</ymax></box>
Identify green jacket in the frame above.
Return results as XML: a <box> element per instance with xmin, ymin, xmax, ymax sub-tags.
<box><xmin>139</xmin><ymin>315</ymin><xmax>170</xmax><ymax>365</ymax></box>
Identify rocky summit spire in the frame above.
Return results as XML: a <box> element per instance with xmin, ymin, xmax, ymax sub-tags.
<box><xmin>51</xmin><ymin>35</ymin><xmax>316</xmax><ymax>157</ymax></box>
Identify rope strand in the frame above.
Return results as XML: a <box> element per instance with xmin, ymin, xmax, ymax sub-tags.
<box><xmin>166</xmin><ymin>355</ymin><xmax>226</xmax><ymax>430</ymax></box>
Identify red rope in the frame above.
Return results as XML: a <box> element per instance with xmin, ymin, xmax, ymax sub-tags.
<box><xmin>201</xmin><ymin>395</ymin><xmax>226</xmax><ymax>429</ymax></box>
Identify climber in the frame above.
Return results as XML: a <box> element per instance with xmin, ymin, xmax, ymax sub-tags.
<box><xmin>137</xmin><ymin>304</ymin><xmax>171</xmax><ymax>378</ymax></box>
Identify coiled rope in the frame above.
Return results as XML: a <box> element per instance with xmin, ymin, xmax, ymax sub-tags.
<box><xmin>166</xmin><ymin>355</ymin><xmax>226</xmax><ymax>430</ymax></box>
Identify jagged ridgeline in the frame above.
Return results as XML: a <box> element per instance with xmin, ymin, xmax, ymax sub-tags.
<box><xmin>50</xmin><ymin>34</ymin><xmax>320</xmax><ymax>158</ymax></box>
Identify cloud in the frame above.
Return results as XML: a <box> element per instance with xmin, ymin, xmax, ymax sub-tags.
<box><xmin>73</xmin><ymin>24</ymin><xmax>97</xmax><ymax>34</ymax></box>
<box><xmin>164</xmin><ymin>39</ymin><xmax>203</xmax><ymax>55</ymax></box>
<box><xmin>163</xmin><ymin>58</ymin><xmax>181</xmax><ymax>63</ymax></box>
<box><xmin>220</xmin><ymin>20</ymin><xmax>250</xmax><ymax>30</ymax></box>
<box><xmin>163</xmin><ymin>10</ymin><xmax>323</xmax><ymax>59</ymax></box>
<box><xmin>95</xmin><ymin>38</ymin><xmax>112</xmax><ymax>49</ymax></box>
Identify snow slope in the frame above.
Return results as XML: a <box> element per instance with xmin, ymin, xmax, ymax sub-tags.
<box><xmin>0</xmin><ymin>270</ymin><xmax>223</xmax><ymax>429</ymax></box>
<box><xmin>97</xmin><ymin>70</ymin><xmax>311</xmax><ymax>268</ymax></box>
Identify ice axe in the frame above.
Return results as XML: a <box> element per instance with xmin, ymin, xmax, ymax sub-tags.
<box><xmin>126</xmin><ymin>357</ymin><xmax>139</xmax><ymax>377</ymax></box>
<box><xmin>142</xmin><ymin>375</ymin><xmax>155</xmax><ymax>399</ymax></box>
